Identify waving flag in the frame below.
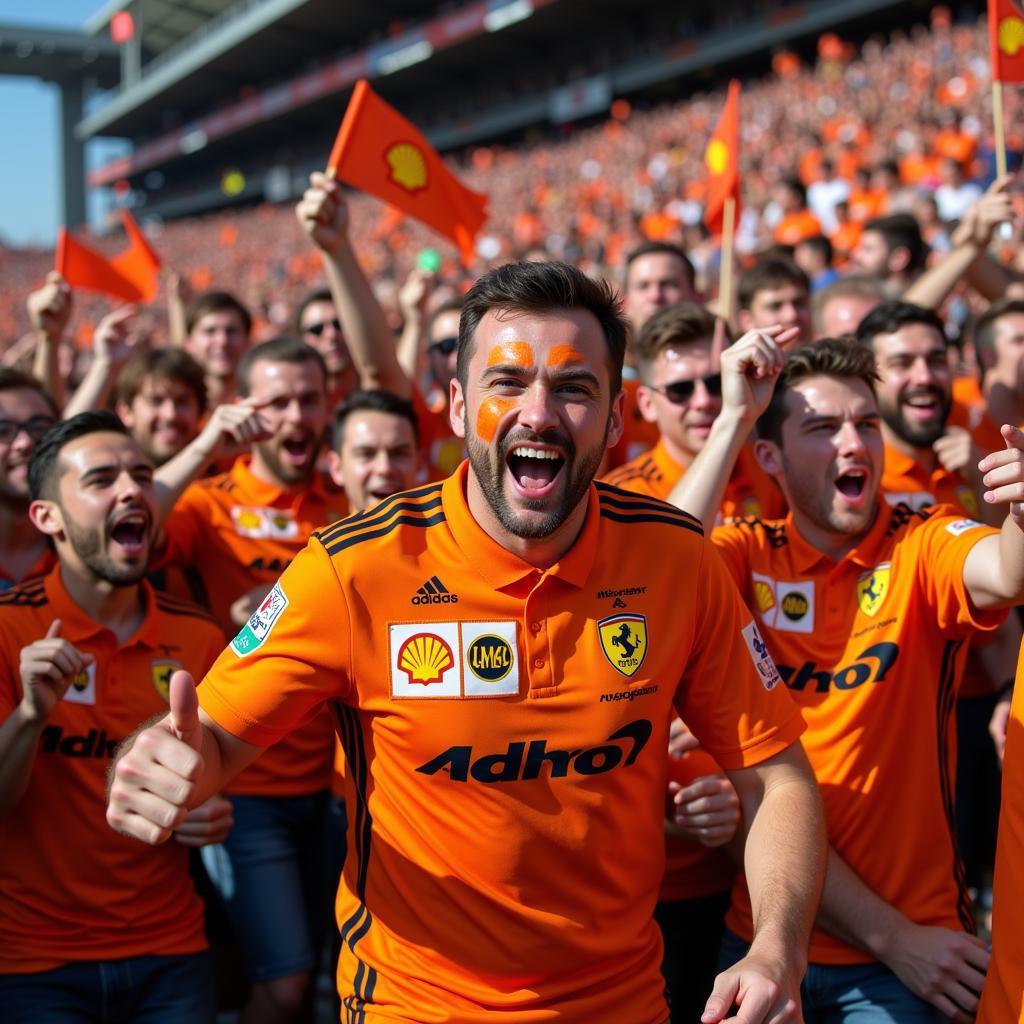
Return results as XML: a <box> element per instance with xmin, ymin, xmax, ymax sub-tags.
<box><xmin>704</xmin><ymin>80</ymin><xmax>742</xmax><ymax>235</ymax></box>
<box><xmin>989</xmin><ymin>0</ymin><xmax>1024</xmax><ymax>82</ymax></box>
<box><xmin>328</xmin><ymin>80</ymin><xmax>488</xmax><ymax>263</ymax></box>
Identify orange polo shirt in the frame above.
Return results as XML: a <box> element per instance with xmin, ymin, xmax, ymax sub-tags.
<box><xmin>198</xmin><ymin>465</ymin><xmax>804</xmax><ymax>1022</ymax></box>
<box><xmin>0</xmin><ymin>546</ymin><xmax>56</xmax><ymax>592</ymax></box>
<box><xmin>602</xmin><ymin>437</ymin><xmax>787</xmax><ymax>521</ymax></box>
<box><xmin>978</xmin><ymin>646</ymin><xmax>1024</xmax><ymax>1024</ymax></box>
<box><xmin>162</xmin><ymin>455</ymin><xmax>347</xmax><ymax>796</ymax></box>
<box><xmin>774</xmin><ymin>209</ymin><xmax>823</xmax><ymax>245</ymax></box>
<box><xmin>0</xmin><ymin>570</ymin><xmax>224</xmax><ymax>974</ymax></box>
<box><xmin>712</xmin><ymin>502</ymin><xmax>1004</xmax><ymax>964</ymax></box>
<box><xmin>880</xmin><ymin>440</ymin><xmax>983</xmax><ymax>518</ymax></box>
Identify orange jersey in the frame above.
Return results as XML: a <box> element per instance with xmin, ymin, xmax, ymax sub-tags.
<box><xmin>977</xmin><ymin>647</ymin><xmax>1024</xmax><ymax>1024</ymax></box>
<box><xmin>712</xmin><ymin>502</ymin><xmax>1004</xmax><ymax>964</ymax></box>
<box><xmin>602</xmin><ymin>437</ymin><xmax>787</xmax><ymax>521</ymax></box>
<box><xmin>0</xmin><ymin>546</ymin><xmax>56</xmax><ymax>592</ymax></box>
<box><xmin>0</xmin><ymin>571</ymin><xmax>224</xmax><ymax>973</ymax></box>
<box><xmin>161</xmin><ymin>455</ymin><xmax>346</xmax><ymax>796</ymax></box>
<box><xmin>197</xmin><ymin>465</ymin><xmax>804</xmax><ymax>1021</ymax></box>
<box><xmin>880</xmin><ymin>439</ymin><xmax>983</xmax><ymax>518</ymax></box>
<box><xmin>774</xmin><ymin>209</ymin><xmax>823</xmax><ymax>246</ymax></box>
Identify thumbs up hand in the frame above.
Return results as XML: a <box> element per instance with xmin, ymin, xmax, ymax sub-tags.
<box><xmin>19</xmin><ymin>619</ymin><xmax>95</xmax><ymax>722</ymax></box>
<box><xmin>106</xmin><ymin>670</ymin><xmax>207</xmax><ymax>845</ymax></box>
<box><xmin>979</xmin><ymin>424</ymin><xmax>1024</xmax><ymax>525</ymax></box>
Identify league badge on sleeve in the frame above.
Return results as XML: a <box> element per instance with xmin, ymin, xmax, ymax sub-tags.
<box><xmin>741</xmin><ymin>620</ymin><xmax>781</xmax><ymax>691</ymax></box>
<box><xmin>231</xmin><ymin>583</ymin><xmax>288</xmax><ymax>657</ymax></box>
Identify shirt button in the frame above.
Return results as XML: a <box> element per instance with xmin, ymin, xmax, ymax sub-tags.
<box><xmin>533</xmin><ymin>657</ymin><xmax>545</xmax><ymax>669</ymax></box>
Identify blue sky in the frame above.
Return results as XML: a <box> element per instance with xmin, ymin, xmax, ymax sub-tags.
<box><xmin>0</xmin><ymin>0</ymin><xmax>124</xmax><ymax>248</ymax></box>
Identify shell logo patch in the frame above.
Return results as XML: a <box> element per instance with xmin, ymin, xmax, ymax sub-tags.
<box><xmin>386</xmin><ymin>142</ymin><xmax>428</xmax><ymax>192</ymax></box>
<box><xmin>151</xmin><ymin>660</ymin><xmax>182</xmax><ymax>702</ymax></box>
<box><xmin>705</xmin><ymin>138</ymin><xmax>729</xmax><ymax>175</ymax></box>
<box><xmin>856</xmin><ymin>563</ymin><xmax>891</xmax><ymax>618</ymax></box>
<box><xmin>754</xmin><ymin>579</ymin><xmax>776</xmax><ymax>614</ymax></box>
<box><xmin>399</xmin><ymin>633</ymin><xmax>454</xmax><ymax>686</ymax></box>
<box><xmin>597</xmin><ymin>614</ymin><xmax>648</xmax><ymax>678</ymax></box>
<box><xmin>231</xmin><ymin>507</ymin><xmax>298</xmax><ymax>540</ymax></box>
<box><xmin>998</xmin><ymin>13</ymin><xmax>1024</xmax><ymax>56</ymax></box>
<box><xmin>751</xmin><ymin>574</ymin><xmax>814</xmax><ymax>634</ymax></box>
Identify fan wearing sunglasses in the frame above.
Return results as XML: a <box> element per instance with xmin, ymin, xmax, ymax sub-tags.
<box><xmin>296</xmin><ymin>289</ymin><xmax>359</xmax><ymax>405</ymax></box>
<box><xmin>603</xmin><ymin>303</ymin><xmax>788</xmax><ymax>521</ymax></box>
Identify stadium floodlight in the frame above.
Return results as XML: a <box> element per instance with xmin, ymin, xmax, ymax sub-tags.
<box><xmin>377</xmin><ymin>40</ymin><xmax>433</xmax><ymax>75</ymax></box>
<box><xmin>180</xmin><ymin>129</ymin><xmax>207</xmax><ymax>154</ymax></box>
<box><xmin>484</xmin><ymin>0</ymin><xmax>533</xmax><ymax>32</ymax></box>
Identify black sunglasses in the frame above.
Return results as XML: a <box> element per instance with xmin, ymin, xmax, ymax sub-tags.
<box><xmin>0</xmin><ymin>416</ymin><xmax>57</xmax><ymax>444</ymax></box>
<box><xmin>429</xmin><ymin>336</ymin><xmax>458</xmax><ymax>356</ymax></box>
<box><xmin>304</xmin><ymin>318</ymin><xmax>341</xmax><ymax>337</ymax></box>
<box><xmin>651</xmin><ymin>373</ymin><xmax>722</xmax><ymax>405</ymax></box>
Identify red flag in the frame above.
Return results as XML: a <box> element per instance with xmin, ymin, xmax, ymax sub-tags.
<box><xmin>56</xmin><ymin>211</ymin><xmax>162</xmax><ymax>304</ymax></box>
<box><xmin>990</xmin><ymin>0</ymin><xmax>1024</xmax><ymax>82</ymax></box>
<box><xmin>328</xmin><ymin>80</ymin><xmax>488</xmax><ymax>263</ymax></box>
<box><xmin>704</xmin><ymin>80</ymin><xmax>742</xmax><ymax>235</ymax></box>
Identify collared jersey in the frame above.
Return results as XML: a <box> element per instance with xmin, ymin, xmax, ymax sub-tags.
<box><xmin>198</xmin><ymin>463</ymin><xmax>804</xmax><ymax>1022</ymax></box>
<box><xmin>162</xmin><ymin>455</ymin><xmax>346</xmax><ymax>796</ymax></box>
<box><xmin>0</xmin><ymin>545</ymin><xmax>56</xmax><ymax>592</ymax></box>
<box><xmin>602</xmin><ymin>437</ymin><xmax>787</xmax><ymax>521</ymax></box>
<box><xmin>977</xmin><ymin>645</ymin><xmax>1024</xmax><ymax>1024</ymax></box>
<box><xmin>881</xmin><ymin>440</ymin><xmax>983</xmax><ymax>518</ymax></box>
<box><xmin>0</xmin><ymin>570</ymin><xmax>224</xmax><ymax>974</ymax></box>
<box><xmin>712</xmin><ymin>502</ymin><xmax>1004</xmax><ymax>964</ymax></box>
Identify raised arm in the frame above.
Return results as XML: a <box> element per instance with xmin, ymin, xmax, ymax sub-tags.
<box><xmin>27</xmin><ymin>272</ymin><xmax>72</xmax><ymax>409</ymax></box>
<box><xmin>296</xmin><ymin>172</ymin><xmax>412</xmax><ymax>397</ymax></box>
<box><xmin>62</xmin><ymin>306</ymin><xmax>137</xmax><ymax>419</ymax></box>
<box><xmin>396</xmin><ymin>267</ymin><xmax>435</xmax><ymax>382</ymax></box>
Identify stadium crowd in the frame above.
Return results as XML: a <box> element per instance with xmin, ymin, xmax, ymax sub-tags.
<box><xmin>3</xmin><ymin>3</ymin><xmax>1024</xmax><ymax>1024</ymax></box>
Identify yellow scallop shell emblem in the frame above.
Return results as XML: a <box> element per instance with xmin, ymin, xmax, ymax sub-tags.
<box><xmin>705</xmin><ymin>138</ymin><xmax>729</xmax><ymax>175</ymax></box>
<box><xmin>398</xmin><ymin>632</ymin><xmax>453</xmax><ymax>685</ymax></box>
<box><xmin>386</xmin><ymin>142</ymin><xmax>428</xmax><ymax>192</ymax></box>
<box><xmin>754</xmin><ymin>580</ymin><xmax>776</xmax><ymax>613</ymax></box>
<box><xmin>998</xmin><ymin>16</ymin><xmax>1024</xmax><ymax>57</ymax></box>
<box><xmin>237</xmin><ymin>509</ymin><xmax>263</xmax><ymax>531</ymax></box>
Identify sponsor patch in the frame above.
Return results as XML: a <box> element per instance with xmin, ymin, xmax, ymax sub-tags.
<box><xmin>751</xmin><ymin>574</ymin><xmax>814</xmax><ymax>633</ymax></box>
<box><xmin>597</xmin><ymin>613</ymin><xmax>648</xmax><ymax>678</ymax></box>
<box><xmin>63</xmin><ymin>662</ymin><xmax>97</xmax><ymax>705</ymax></box>
<box><xmin>389</xmin><ymin>622</ymin><xmax>461</xmax><ymax>698</ymax></box>
<box><xmin>461</xmin><ymin>621</ymin><xmax>519</xmax><ymax>697</ymax></box>
<box><xmin>231</xmin><ymin>583</ymin><xmax>288</xmax><ymax>657</ymax></box>
<box><xmin>945</xmin><ymin>518</ymin><xmax>983</xmax><ymax>537</ymax></box>
<box><xmin>231</xmin><ymin>507</ymin><xmax>298</xmax><ymax>539</ymax></box>
<box><xmin>856</xmin><ymin>564</ymin><xmax>890</xmax><ymax>618</ymax></box>
<box><xmin>741</xmin><ymin>620</ymin><xmax>781</xmax><ymax>691</ymax></box>
<box><xmin>151</xmin><ymin>659</ymin><xmax>182</xmax><ymax>702</ymax></box>
<box><xmin>884</xmin><ymin>491</ymin><xmax>933</xmax><ymax>511</ymax></box>
<box><xmin>955</xmin><ymin>487</ymin><xmax>980</xmax><ymax>517</ymax></box>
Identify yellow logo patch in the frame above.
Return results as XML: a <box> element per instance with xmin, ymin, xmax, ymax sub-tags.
<box><xmin>754</xmin><ymin>580</ymin><xmax>776</xmax><ymax>614</ymax></box>
<box><xmin>857</xmin><ymin>564</ymin><xmax>891</xmax><ymax>617</ymax></box>
<box><xmin>598</xmin><ymin>614</ymin><xmax>648</xmax><ymax>678</ymax></box>
<box><xmin>151</xmin><ymin>660</ymin><xmax>181</xmax><ymax>702</ymax></box>
<box><xmin>398</xmin><ymin>632</ymin><xmax>454</xmax><ymax>686</ymax></box>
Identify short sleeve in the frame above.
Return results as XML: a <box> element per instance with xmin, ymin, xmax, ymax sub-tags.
<box><xmin>916</xmin><ymin>508</ymin><xmax>1005</xmax><ymax>636</ymax></box>
<box><xmin>674</xmin><ymin>540</ymin><xmax>804</xmax><ymax>772</ymax></box>
<box><xmin>709</xmin><ymin>522</ymin><xmax>751</xmax><ymax>592</ymax></box>
<box><xmin>197</xmin><ymin>539</ymin><xmax>352</xmax><ymax>748</ymax></box>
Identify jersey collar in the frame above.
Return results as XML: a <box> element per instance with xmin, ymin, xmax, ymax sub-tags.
<box><xmin>442</xmin><ymin>461</ymin><xmax>599</xmax><ymax>591</ymax></box>
<box><xmin>230</xmin><ymin>455</ymin><xmax>331</xmax><ymax>508</ymax></box>
<box><xmin>785</xmin><ymin>498</ymin><xmax>893</xmax><ymax>574</ymax></box>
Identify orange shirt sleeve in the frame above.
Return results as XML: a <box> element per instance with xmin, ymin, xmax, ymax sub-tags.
<box><xmin>160</xmin><ymin>485</ymin><xmax>208</xmax><ymax>567</ymax></box>
<box><xmin>197</xmin><ymin>538</ymin><xmax>352</xmax><ymax>748</ymax></box>
<box><xmin>674</xmin><ymin>540</ymin><xmax>804</xmax><ymax>771</ymax></box>
<box><xmin>915</xmin><ymin>508</ymin><xmax>1005</xmax><ymax>636</ymax></box>
<box><xmin>706</xmin><ymin>520</ymin><xmax>750</xmax><ymax>592</ymax></box>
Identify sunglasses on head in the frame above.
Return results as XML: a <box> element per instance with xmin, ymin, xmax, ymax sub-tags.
<box><xmin>429</xmin><ymin>336</ymin><xmax>458</xmax><ymax>356</ymax></box>
<box><xmin>651</xmin><ymin>373</ymin><xmax>722</xmax><ymax>405</ymax></box>
<box><xmin>304</xmin><ymin>318</ymin><xmax>341</xmax><ymax>337</ymax></box>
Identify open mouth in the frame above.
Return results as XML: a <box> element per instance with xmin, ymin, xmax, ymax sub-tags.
<box><xmin>108</xmin><ymin>511</ymin><xmax>150</xmax><ymax>558</ymax></box>
<box><xmin>902</xmin><ymin>390</ymin><xmax>943</xmax><ymax>422</ymax></box>
<box><xmin>835</xmin><ymin>468</ymin><xmax>868</xmax><ymax>502</ymax></box>
<box><xmin>281</xmin><ymin>436</ymin><xmax>312</xmax><ymax>464</ymax></box>
<box><xmin>506</xmin><ymin>445</ymin><xmax>566</xmax><ymax>497</ymax></box>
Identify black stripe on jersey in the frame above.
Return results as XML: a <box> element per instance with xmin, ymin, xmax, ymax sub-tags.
<box><xmin>885</xmin><ymin>502</ymin><xmax>929</xmax><ymax>537</ymax></box>
<box><xmin>603</xmin><ymin>456</ymin><xmax>661</xmax><ymax>487</ymax></box>
<box><xmin>0</xmin><ymin>581</ymin><xmax>48</xmax><ymax>607</ymax></box>
<box><xmin>596</xmin><ymin>485</ymin><xmax>703</xmax><ymax>529</ymax></box>
<box><xmin>352</xmin><ymin>481</ymin><xmax>442</xmax><ymax>521</ymax></box>
<box><xmin>935</xmin><ymin>639</ymin><xmax>975</xmax><ymax>933</ymax></box>
<box><xmin>333</xmin><ymin>701</ymin><xmax>378</xmax><ymax>1017</ymax></box>
<box><xmin>316</xmin><ymin>486</ymin><xmax>443</xmax><ymax>547</ymax></box>
<box><xmin>320</xmin><ymin>512</ymin><xmax>447</xmax><ymax>556</ymax></box>
<box><xmin>153</xmin><ymin>594</ymin><xmax>220</xmax><ymax>627</ymax></box>
<box><xmin>734</xmin><ymin>516</ymin><xmax>789</xmax><ymax>549</ymax></box>
<box><xmin>599</xmin><ymin>509</ymin><xmax>703</xmax><ymax>536</ymax></box>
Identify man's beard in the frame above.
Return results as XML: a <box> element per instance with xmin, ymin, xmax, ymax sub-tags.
<box><xmin>466</xmin><ymin>423</ymin><xmax>606</xmax><ymax>539</ymax></box>
<box><xmin>879</xmin><ymin>388</ymin><xmax>951</xmax><ymax>449</ymax></box>
<box><xmin>255</xmin><ymin>431</ymin><xmax>322</xmax><ymax>485</ymax></box>
<box><xmin>64</xmin><ymin>516</ymin><xmax>148</xmax><ymax>587</ymax></box>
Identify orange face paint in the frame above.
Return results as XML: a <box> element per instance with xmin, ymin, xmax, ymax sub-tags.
<box><xmin>486</xmin><ymin>341</ymin><xmax>534</xmax><ymax>369</ymax></box>
<box><xmin>476</xmin><ymin>398</ymin><xmax>516</xmax><ymax>444</ymax></box>
<box><xmin>546</xmin><ymin>344</ymin><xmax>586</xmax><ymax>368</ymax></box>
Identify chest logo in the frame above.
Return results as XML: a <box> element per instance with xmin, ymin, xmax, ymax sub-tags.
<box><xmin>151</xmin><ymin>660</ymin><xmax>182</xmax><ymax>702</ymax></box>
<box><xmin>857</xmin><ymin>563</ymin><xmax>891</xmax><ymax>618</ymax></box>
<box><xmin>63</xmin><ymin>662</ymin><xmax>97</xmax><ymax>706</ymax></box>
<box><xmin>751</xmin><ymin>574</ymin><xmax>814</xmax><ymax>634</ymax></box>
<box><xmin>598</xmin><ymin>613</ymin><xmax>648</xmax><ymax>678</ymax></box>
<box><xmin>389</xmin><ymin>622</ymin><xmax>462</xmax><ymax>698</ymax></box>
<box><xmin>399</xmin><ymin>633</ymin><xmax>454</xmax><ymax>686</ymax></box>
<box><xmin>231</xmin><ymin>506</ymin><xmax>299</xmax><ymax>540</ymax></box>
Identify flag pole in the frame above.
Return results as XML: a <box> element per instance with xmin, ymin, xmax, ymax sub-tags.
<box><xmin>992</xmin><ymin>79</ymin><xmax>1008</xmax><ymax>179</ymax></box>
<box><xmin>718</xmin><ymin>196</ymin><xmax>737</xmax><ymax>330</ymax></box>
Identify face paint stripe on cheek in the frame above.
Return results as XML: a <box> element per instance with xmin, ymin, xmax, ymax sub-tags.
<box><xmin>546</xmin><ymin>345</ymin><xmax>586</xmax><ymax>368</ymax></box>
<box><xmin>476</xmin><ymin>398</ymin><xmax>516</xmax><ymax>444</ymax></box>
<box><xmin>486</xmin><ymin>342</ymin><xmax>534</xmax><ymax>368</ymax></box>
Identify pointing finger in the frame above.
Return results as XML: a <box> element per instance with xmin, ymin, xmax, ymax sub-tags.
<box><xmin>45</xmin><ymin>619</ymin><xmax>62</xmax><ymax>640</ymax></box>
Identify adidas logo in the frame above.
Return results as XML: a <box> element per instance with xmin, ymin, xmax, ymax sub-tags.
<box><xmin>411</xmin><ymin>576</ymin><xmax>459</xmax><ymax>605</ymax></box>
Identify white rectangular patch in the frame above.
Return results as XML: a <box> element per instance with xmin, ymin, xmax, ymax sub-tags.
<box><xmin>771</xmin><ymin>580</ymin><xmax>815</xmax><ymax>634</ymax></box>
<box><xmin>741</xmin><ymin>619</ymin><xmax>781</xmax><ymax>691</ymax></box>
<box><xmin>230</xmin><ymin>583</ymin><xmax>288</xmax><ymax>657</ymax></box>
<box><xmin>389</xmin><ymin>622</ymin><xmax>462</xmax><ymax>698</ymax></box>
<box><xmin>945</xmin><ymin>518</ymin><xmax>983</xmax><ymax>537</ymax></box>
<box><xmin>460</xmin><ymin>621</ymin><xmax>520</xmax><ymax>697</ymax></box>
<box><xmin>63</xmin><ymin>661</ymin><xmax>97</xmax><ymax>705</ymax></box>
<box><xmin>884</xmin><ymin>491</ymin><xmax>933</xmax><ymax>511</ymax></box>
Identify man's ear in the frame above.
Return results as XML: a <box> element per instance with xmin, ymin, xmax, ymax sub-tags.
<box><xmin>753</xmin><ymin>437</ymin><xmax>784</xmax><ymax>477</ymax></box>
<box><xmin>635</xmin><ymin>384</ymin><xmax>659</xmax><ymax>425</ymax></box>
<box><xmin>888</xmin><ymin>245</ymin><xmax>911</xmax><ymax>275</ymax></box>
<box><xmin>606</xmin><ymin>387</ymin><xmax>625</xmax><ymax>450</ymax></box>
<box><xmin>449</xmin><ymin>379</ymin><xmax>466</xmax><ymax>439</ymax></box>
<box><xmin>325</xmin><ymin>449</ymin><xmax>344</xmax><ymax>489</ymax></box>
<box><xmin>29</xmin><ymin>499</ymin><xmax>64</xmax><ymax>540</ymax></box>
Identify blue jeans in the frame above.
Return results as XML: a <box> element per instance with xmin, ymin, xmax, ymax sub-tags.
<box><xmin>201</xmin><ymin>790</ymin><xmax>336</xmax><ymax>982</ymax></box>
<box><xmin>719</xmin><ymin>930</ymin><xmax>945</xmax><ymax>1023</ymax></box>
<box><xmin>0</xmin><ymin>951</ymin><xmax>214</xmax><ymax>1024</ymax></box>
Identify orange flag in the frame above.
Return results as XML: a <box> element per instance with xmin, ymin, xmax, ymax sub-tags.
<box><xmin>703</xmin><ymin>80</ymin><xmax>741</xmax><ymax>235</ymax></box>
<box><xmin>989</xmin><ymin>0</ymin><xmax>1024</xmax><ymax>83</ymax></box>
<box><xmin>56</xmin><ymin>211</ymin><xmax>161</xmax><ymax>304</ymax></box>
<box><xmin>328</xmin><ymin>80</ymin><xmax>488</xmax><ymax>263</ymax></box>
